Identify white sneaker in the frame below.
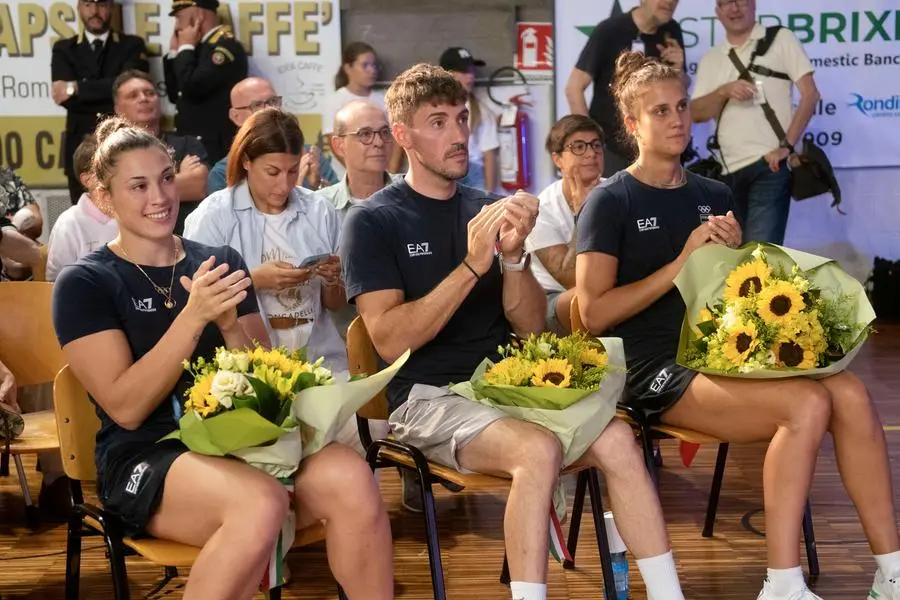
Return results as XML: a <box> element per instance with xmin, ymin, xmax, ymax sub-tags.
<box><xmin>870</xmin><ymin>569</ymin><xmax>900</xmax><ymax>600</ymax></box>
<box><xmin>757</xmin><ymin>579</ymin><xmax>824</xmax><ymax>600</ymax></box>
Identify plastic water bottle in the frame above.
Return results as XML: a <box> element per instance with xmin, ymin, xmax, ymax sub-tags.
<box><xmin>605</xmin><ymin>511</ymin><xmax>629</xmax><ymax>600</ymax></box>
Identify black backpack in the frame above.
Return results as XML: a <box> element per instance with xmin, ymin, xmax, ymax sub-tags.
<box><xmin>868</xmin><ymin>257</ymin><xmax>900</xmax><ymax>321</ymax></box>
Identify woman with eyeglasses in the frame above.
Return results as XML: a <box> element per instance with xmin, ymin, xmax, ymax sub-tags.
<box><xmin>184</xmin><ymin>108</ymin><xmax>348</xmax><ymax>379</ymax></box>
<box><xmin>524</xmin><ymin>115</ymin><xmax>605</xmax><ymax>335</ymax></box>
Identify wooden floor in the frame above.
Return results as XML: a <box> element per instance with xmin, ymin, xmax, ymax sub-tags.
<box><xmin>2</xmin><ymin>324</ymin><xmax>899</xmax><ymax>599</ymax></box>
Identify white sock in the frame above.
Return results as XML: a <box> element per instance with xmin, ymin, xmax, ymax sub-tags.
<box><xmin>636</xmin><ymin>551</ymin><xmax>684</xmax><ymax>600</ymax></box>
<box><xmin>766</xmin><ymin>566</ymin><xmax>806</xmax><ymax>596</ymax></box>
<box><xmin>876</xmin><ymin>550</ymin><xmax>900</xmax><ymax>579</ymax></box>
<box><xmin>510</xmin><ymin>581</ymin><xmax>547</xmax><ymax>600</ymax></box>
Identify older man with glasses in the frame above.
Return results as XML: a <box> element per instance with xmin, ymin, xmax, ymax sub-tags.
<box><xmin>205</xmin><ymin>76</ymin><xmax>336</xmax><ymax>194</ymax></box>
<box><xmin>317</xmin><ymin>100</ymin><xmax>399</xmax><ymax>341</ymax></box>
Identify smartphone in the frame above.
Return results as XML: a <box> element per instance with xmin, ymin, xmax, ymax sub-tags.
<box><xmin>298</xmin><ymin>253</ymin><xmax>331</xmax><ymax>269</ymax></box>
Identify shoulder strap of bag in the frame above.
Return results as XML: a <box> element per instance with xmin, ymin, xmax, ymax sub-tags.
<box><xmin>707</xmin><ymin>26</ymin><xmax>782</xmax><ymax>167</ymax></box>
<box><xmin>727</xmin><ymin>43</ymin><xmax>787</xmax><ymax>143</ymax></box>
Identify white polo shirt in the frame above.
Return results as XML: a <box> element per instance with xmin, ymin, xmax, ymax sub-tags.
<box><xmin>692</xmin><ymin>24</ymin><xmax>814</xmax><ymax>174</ymax></box>
<box><xmin>46</xmin><ymin>194</ymin><xmax>119</xmax><ymax>281</ymax></box>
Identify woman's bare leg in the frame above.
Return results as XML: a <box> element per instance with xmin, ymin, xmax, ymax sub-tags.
<box><xmin>293</xmin><ymin>444</ymin><xmax>393</xmax><ymax>600</ymax></box>
<box><xmin>662</xmin><ymin>375</ymin><xmax>832</xmax><ymax>568</ymax></box>
<box><xmin>146</xmin><ymin>453</ymin><xmax>290</xmax><ymax>600</ymax></box>
<box><xmin>821</xmin><ymin>372</ymin><xmax>900</xmax><ymax>554</ymax></box>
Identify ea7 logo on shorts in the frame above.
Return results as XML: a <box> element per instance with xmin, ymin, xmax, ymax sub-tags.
<box><xmin>636</xmin><ymin>217</ymin><xmax>659</xmax><ymax>232</ymax></box>
<box><xmin>407</xmin><ymin>242</ymin><xmax>433</xmax><ymax>257</ymax></box>
<box><xmin>132</xmin><ymin>297</ymin><xmax>156</xmax><ymax>313</ymax></box>
<box><xmin>649</xmin><ymin>368</ymin><xmax>671</xmax><ymax>394</ymax></box>
<box><xmin>125</xmin><ymin>462</ymin><xmax>149</xmax><ymax>495</ymax></box>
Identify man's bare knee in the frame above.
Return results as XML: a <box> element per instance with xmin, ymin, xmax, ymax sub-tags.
<box><xmin>509</xmin><ymin>426</ymin><xmax>563</xmax><ymax>482</ymax></box>
<box><xmin>589</xmin><ymin>419</ymin><xmax>645</xmax><ymax>475</ymax></box>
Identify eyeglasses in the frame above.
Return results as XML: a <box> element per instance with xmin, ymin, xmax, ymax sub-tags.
<box><xmin>233</xmin><ymin>95</ymin><xmax>283</xmax><ymax>112</ymax></box>
<box><xmin>336</xmin><ymin>126</ymin><xmax>392</xmax><ymax>145</ymax></box>
<box><xmin>716</xmin><ymin>0</ymin><xmax>749</xmax><ymax>9</ymax></box>
<box><xmin>563</xmin><ymin>139</ymin><xmax>603</xmax><ymax>156</ymax></box>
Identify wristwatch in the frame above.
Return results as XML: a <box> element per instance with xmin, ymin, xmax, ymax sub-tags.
<box><xmin>66</xmin><ymin>82</ymin><xmax>77</xmax><ymax>97</ymax></box>
<box><xmin>500</xmin><ymin>252</ymin><xmax>531</xmax><ymax>273</ymax></box>
<box><xmin>779</xmin><ymin>139</ymin><xmax>795</xmax><ymax>154</ymax></box>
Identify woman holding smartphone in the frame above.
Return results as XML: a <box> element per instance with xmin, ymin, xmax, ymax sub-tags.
<box><xmin>184</xmin><ymin>108</ymin><xmax>347</xmax><ymax>375</ymax></box>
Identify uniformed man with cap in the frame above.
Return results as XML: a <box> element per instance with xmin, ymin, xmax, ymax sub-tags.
<box><xmin>51</xmin><ymin>0</ymin><xmax>149</xmax><ymax>204</ymax></box>
<box><xmin>164</xmin><ymin>0</ymin><xmax>248</xmax><ymax>164</ymax></box>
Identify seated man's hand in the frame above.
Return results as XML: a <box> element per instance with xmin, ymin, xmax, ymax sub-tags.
<box><xmin>0</xmin><ymin>360</ymin><xmax>18</xmax><ymax>413</ymax></box>
<box><xmin>498</xmin><ymin>191</ymin><xmax>540</xmax><ymax>260</ymax></box>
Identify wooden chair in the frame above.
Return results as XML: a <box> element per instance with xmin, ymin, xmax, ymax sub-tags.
<box><xmin>347</xmin><ymin>316</ymin><xmax>619</xmax><ymax>600</ymax></box>
<box><xmin>53</xmin><ymin>364</ymin><xmax>340</xmax><ymax>600</ymax></box>
<box><xmin>570</xmin><ymin>296</ymin><xmax>819</xmax><ymax>577</ymax></box>
<box><xmin>0</xmin><ymin>281</ymin><xmax>63</xmax><ymax>525</ymax></box>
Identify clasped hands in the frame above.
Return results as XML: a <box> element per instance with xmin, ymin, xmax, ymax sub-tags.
<box><xmin>465</xmin><ymin>191</ymin><xmax>539</xmax><ymax>276</ymax></box>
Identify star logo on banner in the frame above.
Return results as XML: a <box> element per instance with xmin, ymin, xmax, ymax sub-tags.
<box><xmin>577</xmin><ymin>0</ymin><xmax>623</xmax><ymax>36</ymax></box>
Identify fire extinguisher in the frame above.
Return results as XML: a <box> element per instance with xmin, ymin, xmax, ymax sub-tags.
<box><xmin>488</xmin><ymin>67</ymin><xmax>531</xmax><ymax>192</ymax></box>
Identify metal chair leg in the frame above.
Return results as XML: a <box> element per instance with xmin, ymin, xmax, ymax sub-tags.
<box><xmin>587</xmin><ymin>469</ymin><xmax>617</xmax><ymax>600</ymax></box>
<box><xmin>268</xmin><ymin>586</ymin><xmax>282</xmax><ymax>600</ymax></box>
<box><xmin>563</xmin><ymin>470</ymin><xmax>588</xmax><ymax>570</ymax></box>
<box><xmin>103</xmin><ymin>532</ymin><xmax>130</xmax><ymax>600</ymax></box>
<box><xmin>65</xmin><ymin>510</ymin><xmax>83</xmax><ymax>600</ymax></box>
<box><xmin>146</xmin><ymin>566</ymin><xmax>179</xmax><ymax>597</ymax></box>
<box><xmin>12</xmin><ymin>453</ymin><xmax>39</xmax><ymax>528</ymax></box>
<box><xmin>337</xmin><ymin>584</ymin><xmax>349</xmax><ymax>600</ymax></box>
<box><xmin>802</xmin><ymin>501</ymin><xmax>820</xmax><ymax>579</ymax></box>
<box><xmin>702</xmin><ymin>443</ymin><xmax>730</xmax><ymax>538</ymax></box>
<box><xmin>500</xmin><ymin>553</ymin><xmax>510</xmax><ymax>585</ymax></box>
<box><xmin>415</xmin><ymin>467</ymin><xmax>447</xmax><ymax>600</ymax></box>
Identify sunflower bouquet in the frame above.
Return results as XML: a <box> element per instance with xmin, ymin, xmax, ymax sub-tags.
<box><xmin>450</xmin><ymin>332</ymin><xmax>626</xmax><ymax>466</ymax></box>
<box><xmin>675</xmin><ymin>243</ymin><xmax>875</xmax><ymax>378</ymax></box>
<box><xmin>162</xmin><ymin>343</ymin><xmax>409</xmax><ymax>591</ymax></box>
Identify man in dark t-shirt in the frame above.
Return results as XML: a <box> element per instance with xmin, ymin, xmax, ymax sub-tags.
<box><xmin>342</xmin><ymin>63</ymin><xmax>684</xmax><ymax>600</ymax></box>
<box><xmin>565</xmin><ymin>1</ymin><xmax>686</xmax><ymax>176</ymax></box>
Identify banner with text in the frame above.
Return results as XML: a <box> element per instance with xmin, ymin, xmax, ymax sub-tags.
<box><xmin>554</xmin><ymin>0</ymin><xmax>900</xmax><ymax>168</ymax></box>
<box><xmin>0</xmin><ymin>0</ymin><xmax>341</xmax><ymax>187</ymax></box>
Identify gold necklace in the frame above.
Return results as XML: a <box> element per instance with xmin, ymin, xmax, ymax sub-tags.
<box><xmin>634</xmin><ymin>162</ymin><xmax>687</xmax><ymax>189</ymax></box>
<box><xmin>119</xmin><ymin>237</ymin><xmax>179</xmax><ymax>309</ymax></box>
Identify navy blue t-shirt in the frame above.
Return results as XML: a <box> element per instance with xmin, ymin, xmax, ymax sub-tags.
<box><xmin>341</xmin><ymin>180</ymin><xmax>509</xmax><ymax>411</ymax></box>
<box><xmin>52</xmin><ymin>238</ymin><xmax>259</xmax><ymax>475</ymax></box>
<box><xmin>576</xmin><ymin>170</ymin><xmax>734</xmax><ymax>364</ymax></box>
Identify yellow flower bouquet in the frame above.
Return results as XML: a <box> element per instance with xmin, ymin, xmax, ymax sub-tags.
<box><xmin>161</xmin><ymin>343</ymin><xmax>408</xmax><ymax>591</ymax></box>
<box><xmin>450</xmin><ymin>332</ymin><xmax>625</xmax><ymax>466</ymax></box>
<box><xmin>675</xmin><ymin>243</ymin><xmax>875</xmax><ymax>378</ymax></box>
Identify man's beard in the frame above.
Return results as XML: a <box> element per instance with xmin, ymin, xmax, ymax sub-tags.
<box><xmin>418</xmin><ymin>143</ymin><xmax>469</xmax><ymax>182</ymax></box>
<box><xmin>84</xmin><ymin>17</ymin><xmax>110</xmax><ymax>35</ymax></box>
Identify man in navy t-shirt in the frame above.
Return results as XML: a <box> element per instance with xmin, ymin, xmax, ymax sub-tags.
<box><xmin>342</xmin><ymin>63</ymin><xmax>684</xmax><ymax>600</ymax></box>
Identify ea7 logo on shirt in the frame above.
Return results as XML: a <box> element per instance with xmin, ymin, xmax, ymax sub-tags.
<box><xmin>125</xmin><ymin>462</ymin><xmax>149</xmax><ymax>495</ymax></box>
<box><xmin>649</xmin><ymin>368</ymin><xmax>671</xmax><ymax>394</ymax></box>
<box><xmin>407</xmin><ymin>242</ymin><xmax>433</xmax><ymax>257</ymax></box>
<box><xmin>636</xmin><ymin>217</ymin><xmax>659</xmax><ymax>232</ymax></box>
<box><xmin>132</xmin><ymin>297</ymin><xmax>156</xmax><ymax>313</ymax></box>
<box><xmin>697</xmin><ymin>205</ymin><xmax>712</xmax><ymax>222</ymax></box>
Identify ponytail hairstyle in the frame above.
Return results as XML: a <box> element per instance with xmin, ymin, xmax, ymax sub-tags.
<box><xmin>610</xmin><ymin>50</ymin><xmax>683</xmax><ymax>150</ymax></box>
<box><xmin>91</xmin><ymin>116</ymin><xmax>173</xmax><ymax>193</ymax></box>
<box><xmin>225</xmin><ymin>107</ymin><xmax>304</xmax><ymax>187</ymax></box>
<box><xmin>334</xmin><ymin>41</ymin><xmax>377</xmax><ymax>90</ymax></box>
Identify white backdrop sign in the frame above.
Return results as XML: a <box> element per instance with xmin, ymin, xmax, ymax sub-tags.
<box><xmin>554</xmin><ymin>0</ymin><xmax>900</xmax><ymax>168</ymax></box>
<box><xmin>0</xmin><ymin>0</ymin><xmax>341</xmax><ymax>187</ymax></box>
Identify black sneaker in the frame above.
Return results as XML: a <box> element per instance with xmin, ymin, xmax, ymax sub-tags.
<box><xmin>39</xmin><ymin>475</ymin><xmax>73</xmax><ymax>522</ymax></box>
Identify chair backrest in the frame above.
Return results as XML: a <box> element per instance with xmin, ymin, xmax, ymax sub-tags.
<box><xmin>570</xmin><ymin>295</ymin><xmax>585</xmax><ymax>333</ymax></box>
<box><xmin>0</xmin><ymin>281</ymin><xmax>65</xmax><ymax>387</ymax></box>
<box><xmin>32</xmin><ymin>245</ymin><xmax>49</xmax><ymax>282</ymax></box>
<box><xmin>53</xmin><ymin>365</ymin><xmax>100</xmax><ymax>482</ymax></box>
<box><xmin>346</xmin><ymin>316</ymin><xmax>390</xmax><ymax>420</ymax></box>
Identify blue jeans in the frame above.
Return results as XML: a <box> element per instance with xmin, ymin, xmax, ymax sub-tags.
<box><xmin>723</xmin><ymin>158</ymin><xmax>791</xmax><ymax>245</ymax></box>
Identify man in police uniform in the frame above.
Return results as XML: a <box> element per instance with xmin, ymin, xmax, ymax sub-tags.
<box><xmin>164</xmin><ymin>0</ymin><xmax>248</xmax><ymax>163</ymax></box>
<box><xmin>51</xmin><ymin>0</ymin><xmax>148</xmax><ymax>204</ymax></box>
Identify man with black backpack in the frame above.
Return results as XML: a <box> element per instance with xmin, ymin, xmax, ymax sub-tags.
<box><xmin>690</xmin><ymin>0</ymin><xmax>820</xmax><ymax>245</ymax></box>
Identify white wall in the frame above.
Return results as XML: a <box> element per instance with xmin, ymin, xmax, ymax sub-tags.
<box><xmin>785</xmin><ymin>167</ymin><xmax>900</xmax><ymax>282</ymax></box>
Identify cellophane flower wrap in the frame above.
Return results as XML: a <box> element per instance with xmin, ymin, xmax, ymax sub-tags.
<box><xmin>161</xmin><ymin>343</ymin><xmax>409</xmax><ymax>592</ymax></box>
<box><xmin>674</xmin><ymin>243</ymin><xmax>875</xmax><ymax>379</ymax></box>
<box><xmin>450</xmin><ymin>332</ymin><xmax>624</xmax><ymax>466</ymax></box>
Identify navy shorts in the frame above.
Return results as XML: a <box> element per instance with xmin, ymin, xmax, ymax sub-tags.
<box><xmin>622</xmin><ymin>355</ymin><xmax>698</xmax><ymax>425</ymax></box>
<box><xmin>98</xmin><ymin>439</ymin><xmax>189</xmax><ymax>538</ymax></box>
